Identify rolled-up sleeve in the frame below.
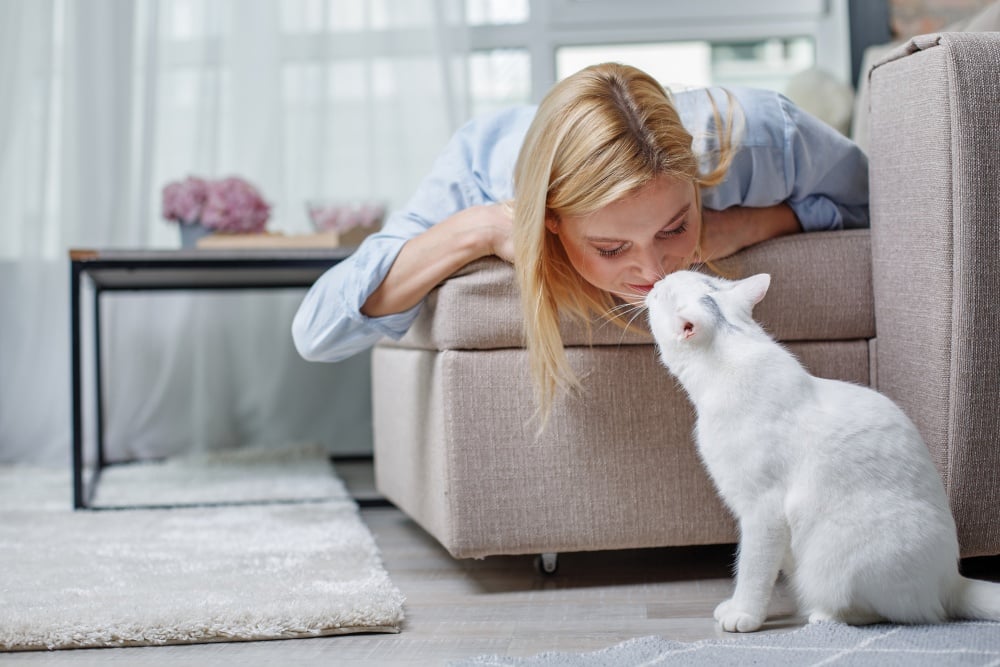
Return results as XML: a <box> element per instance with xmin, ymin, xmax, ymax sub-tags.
<box><xmin>291</xmin><ymin>106</ymin><xmax>533</xmax><ymax>363</ymax></box>
<box><xmin>683</xmin><ymin>87</ymin><xmax>869</xmax><ymax>232</ymax></box>
<box><xmin>779</xmin><ymin>96</ymin><xmax>869</xmax><ymax>231</ymax></box>
<box><xmin>291</xmin><ymin>234</ymin><xmax>418</xmax><ymax>362</ymax></box>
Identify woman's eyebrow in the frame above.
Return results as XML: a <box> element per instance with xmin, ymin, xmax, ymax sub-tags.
<box><xmin>662</xmin><ymin>204</ymin><xmax>691</xmax><ymax>226</ymax></box>
<box><xmin>585</xmin><ymin>203</ymin><xmax>691</xmax><ymax>242</ymax></box>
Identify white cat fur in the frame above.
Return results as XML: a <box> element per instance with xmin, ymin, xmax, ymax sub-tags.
<box><xmin>645</xmin><ymin>270</ymin><xmax>1000</xmax><ymax>633</ymax></box>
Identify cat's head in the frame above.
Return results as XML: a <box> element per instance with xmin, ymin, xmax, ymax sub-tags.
<box><xmin>645</xmin><ymin>271</ymin><xmax>771</xmax><ymax>354</ymax></box>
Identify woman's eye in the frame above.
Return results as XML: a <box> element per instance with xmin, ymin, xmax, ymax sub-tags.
<box><xmin>597</xmin><ymin>245</ymin><xmax>627</xmax><ymax>258</ymax></box>
<box><xmin>657</xmin><ymin>221</ymin><xmax>688</xmax><ymax>238</ymax></box>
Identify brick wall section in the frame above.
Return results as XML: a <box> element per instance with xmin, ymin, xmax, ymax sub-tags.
<box><xmin>890</xmin><ymin>0</ymin><xmax>996</xmax><ymax>38</ymax></box>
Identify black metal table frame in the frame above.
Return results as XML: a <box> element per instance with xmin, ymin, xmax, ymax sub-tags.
<box><xmin>69</xmin><ymin>247</ymin><xmax>355</xmax><ymax>510</ymax></box>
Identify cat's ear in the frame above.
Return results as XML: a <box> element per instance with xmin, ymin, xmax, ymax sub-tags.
<box><xmin>734</xmin><ymin>273</ymin><xmax>771</xmax><ymax>308</ymax></box>
<box><xmin>675</xmin><ymin>308</ymin><xmax>703</xmax><ymax>343</ymax></box>
<box><xmin>678</xmin><ymin>319</ymin><xmax>697</xmax><ymax>342</ymax></box>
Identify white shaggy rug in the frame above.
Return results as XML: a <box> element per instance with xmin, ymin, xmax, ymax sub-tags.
<box><xmin>0</xmin><ymin>445</ymin><xmax>405</xmax><ymax>652</ymax></box>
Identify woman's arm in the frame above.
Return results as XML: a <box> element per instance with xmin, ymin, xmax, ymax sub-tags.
<box><xmin>292</xmin><ymin>107</ymin><xmax>533</xmax><ymax>363</ymax></box>
<box><xmin>681</xmin><ymin>88</ymin><xmax>868</xmax><ymax>236</ymax></box>
<box><xmin>700</xmin><ymin>203</ymin><xmax>801</xmax><ymax>261</ymax></box>
<box><xmin>361</xmin><ymin>204</ymin><xmax>513</xmax><ymax>317</ymax></box>
<box><xmin>292</xmin><ymin>205</ymin><xmax>513</xmax><ymax>362</ymax></box>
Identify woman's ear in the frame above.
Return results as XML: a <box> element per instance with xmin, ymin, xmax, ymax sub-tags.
<box><xmin>545</xmin><ymin>216</ymin><xmax>559</xmax><ymax>235</ymax></box>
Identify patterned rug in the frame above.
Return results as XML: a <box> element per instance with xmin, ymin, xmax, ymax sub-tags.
<box><xmin>0</xmin><ymin>445</ymin><xmax>404</xmax><ymax>651</ymax></box>
<box><xmin>454</xmin><ymin>621</ymin><xmax>1000</xmax><ymax>666</ymax></box>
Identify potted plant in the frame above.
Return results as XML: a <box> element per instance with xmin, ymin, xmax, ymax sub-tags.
<box><xmin>162</xmin><ymin>176</ymin><xmax>271</xmax><ymax>248</ymax></box>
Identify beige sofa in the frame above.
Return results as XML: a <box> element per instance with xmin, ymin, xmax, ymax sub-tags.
<box><xmin>371</xmin><ymin>33</ymin><xmax>1000</xmax><ymax>563</ymax></box>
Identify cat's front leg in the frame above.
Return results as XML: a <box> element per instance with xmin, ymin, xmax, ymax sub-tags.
<box><xmin>716</xmin><ymin>510</ymin><xmax>789</xmax><ymax>633</ymax></box>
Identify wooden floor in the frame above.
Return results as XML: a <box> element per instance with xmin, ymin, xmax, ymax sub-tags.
<box><xmin>7</xmin><ymin>462</ymin><xmax>1000</xmax><ymax>666</ymax></box>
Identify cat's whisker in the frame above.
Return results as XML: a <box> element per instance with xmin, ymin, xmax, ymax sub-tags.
<box><xmin>597</xmin><ymin>297</ymin><xmax>649</xmax><ymax>346</ymax></box>
<box><xmin>608</xmin><ymin>287</ymin><xmax>649</xmax><ymax>303</ymax></box>
<box><xmin>620</xmin><ymin>304</ymin><xmax>649</xmax><ymax>344</ymax></box>
<box><xmin>598</xmin><ymin>301</ymin><xmax>645</xmax><ymax>331</ymax></box>
<box><xmin>619</xmin><ymin>302</ymin><xmax>648</xmax><ymax>322</ymax></box>
<box><xmin>604</xmin><ymin>300</ymin><xmax>639</xmax><ymax>315</ymax></box>
<box><xmin>598</xmin><ymin>300</ymin><xmax>640</xmax><ymax>324</ymax></box>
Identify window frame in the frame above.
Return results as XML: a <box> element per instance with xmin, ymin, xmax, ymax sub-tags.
<box><xmin>468</xmin><ymin>0</ymin><xmax>852</xmax><ymax>102</ymax></box>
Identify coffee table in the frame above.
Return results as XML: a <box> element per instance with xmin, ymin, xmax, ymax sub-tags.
<box><xmin>69</xmin><ymin>247</ymin><xmax>354</xmax><ymax>509</ymax></box>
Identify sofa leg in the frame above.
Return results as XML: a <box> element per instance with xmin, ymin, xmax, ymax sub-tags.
<box><xmin>535</xmin><ymin>552</ymin><xmax>559</xmax><ymax>575</ymax></box>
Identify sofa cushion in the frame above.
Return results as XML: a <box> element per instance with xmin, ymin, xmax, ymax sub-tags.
<box><xmin>388</xmin><ymin>228</ymin><xmax>874</xmax><ymax>351</ymax></box>
<box><xmin>868</xmin><ymin>32</ymin><xmax>1000</xmax><ymax>557</ymax></box>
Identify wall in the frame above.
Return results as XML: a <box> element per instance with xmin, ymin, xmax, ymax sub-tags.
<box><xmin>890</xmin><ymin>0</ymin><xmax>996</xmax><ymax>37</ymax></box>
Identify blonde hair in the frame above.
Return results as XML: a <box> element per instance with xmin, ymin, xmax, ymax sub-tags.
<box><xmin>512</xmin><ymin>62</ymin><xmax>738</xmax><ymax>422</ymax></box>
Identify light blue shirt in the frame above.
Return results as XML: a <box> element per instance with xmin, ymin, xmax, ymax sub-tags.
<box><xmin>292</xmin><ymin>86</ymin><xmax>869</xmax><ymax>363</ymax></box>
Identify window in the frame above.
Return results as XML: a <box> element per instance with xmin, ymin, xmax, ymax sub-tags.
<box><xmin>161</xmin><ymin>0</ymin><xmax>850</xmax><ymax>122</ymax></box>
<box><xmin>467</xmin><ymin>0</ymin><xmax>850</xmax><ymax>109</ymax></box>
<box><xmin>468</xmin><ymin>50</ymin><xmax>532</xmax><ymax>117</ymax></box>
<box><xmin>148</xmin><ymin>0</ymin><xmax>851</xmax><ymax>236</ymax></box>
<box><xmin>557</xmin><ymin>37</ymin><xmax>815</xmax><ymax>92</ymax></box>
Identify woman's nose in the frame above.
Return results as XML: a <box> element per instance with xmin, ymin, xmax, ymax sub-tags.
<box><xmin>658</xmin><ymin>242</ymin><xmax>697</xmax><ymax>275</ymax></box>
<box><xmin>634</xmin><ymin>244</ymin><xmax>665</xmax><ymax>281</ymax></box>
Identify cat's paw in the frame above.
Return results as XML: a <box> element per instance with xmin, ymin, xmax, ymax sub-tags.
<box><xmin>714</xmin><ymin>599</ymin><xmax>765</xmax><ymax>633</ymax></box>
<box><xmin>808</xmin><ymin>611</ymin><xmax>835</xmax><ymax>624</ymax></box>
<box><xmin>809</xmin><ymin>609</ymin><xmax>881</xmax><ymax>626</ymax></box>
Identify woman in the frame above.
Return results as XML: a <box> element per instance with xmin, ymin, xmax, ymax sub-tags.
<box><xmin>292</xmin><ymin>63</ymin><xmax>868</xmax><ymax>419</ymax></box>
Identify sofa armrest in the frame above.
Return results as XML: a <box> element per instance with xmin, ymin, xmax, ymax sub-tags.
<box><xmin>868</xmin><ymin>32</ymin><xmax>1000</xmax><ymax>556</ymax></box>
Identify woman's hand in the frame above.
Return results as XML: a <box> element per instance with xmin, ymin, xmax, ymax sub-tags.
<box><xmin>361</xmin><ymin>203</ymin><xmax>514</xmax><ymax>318</ymax></box>
<box><xmin>452</xmin><ymin>203</ymin><xmax>515</xmax><ymax>263</ymax></box>
<box><xmin>699</xmin><ymin>203</ymin><xmax>801</xmax><ymax>261</ymax></box>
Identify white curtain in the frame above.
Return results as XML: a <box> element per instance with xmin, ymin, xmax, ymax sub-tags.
<box><xmin>0</xmin><ymin>0</ymin><xmax>469</xmax><ymax>466</ymax></box>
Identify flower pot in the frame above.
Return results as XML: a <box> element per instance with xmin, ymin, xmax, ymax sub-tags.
<box><xmin>179</xmin><ymin>223</ymin><xmax>212</xmax><ymax>249</ymax></box>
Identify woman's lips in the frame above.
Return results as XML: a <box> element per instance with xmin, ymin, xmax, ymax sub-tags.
<box><xmin>626</xmin><ymin>284</ymin><xmax>655</xmax><ymax>295</ymax></box>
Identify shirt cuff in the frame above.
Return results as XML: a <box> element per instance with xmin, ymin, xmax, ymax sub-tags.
<box><xmin>341</xmin><ymin>234</ymin><xmax>423</xmax><ymax>339</ymax></box>
<box><xmin>787</xmin><ymin>196</ymin><xmax>844</xmax><ymax>232</ymax></box>
<box><xmin>343</xmin><ymin>297</ymin><xmax>423</xmax><ymax>341</ymax></box>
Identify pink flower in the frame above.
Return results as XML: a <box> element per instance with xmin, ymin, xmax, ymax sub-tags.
<box><xmin>161</xmin><ymin>175</ymin><xmax>271</xmax><ymax>233</ymax></box>
<box><xmin>200</xmin><ymin>177</ymin><xmax>271</xmax><ymax>233</ymax></box>
<box><xmin>162</xmin><ymin>176</ymin><xmax>208</xmax><ymax>224</ymax></box>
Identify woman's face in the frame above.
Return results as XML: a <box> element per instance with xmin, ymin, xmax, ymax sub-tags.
<box><xmin>548</xmin><ymin>175</ymin><xmax>701</xmax><ymax>304</ymax></box>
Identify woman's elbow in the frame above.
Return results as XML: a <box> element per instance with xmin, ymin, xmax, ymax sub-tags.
<box><xmin>291</xmin><ymin>308</ymin><xmax>335</xmax><ymax>362</ymax></box>
<box><xmin>291</xmin><ymin>307</ymin><xmax>376</xmax><ymax>363</ymax></box>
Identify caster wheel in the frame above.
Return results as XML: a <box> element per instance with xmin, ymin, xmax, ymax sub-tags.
<box><xmin>534</xmin><ymin>552</ymin><xmax>558</xmax><ymax>575</ymax></box>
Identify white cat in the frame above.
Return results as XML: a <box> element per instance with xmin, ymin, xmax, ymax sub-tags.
<box><xmin>645</xmin><ymin>270</ymin><xmax>1000</xmax><ymax>633</ymax></box>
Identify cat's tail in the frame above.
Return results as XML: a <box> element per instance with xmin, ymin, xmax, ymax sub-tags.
<box><xmin>946</xmin><ymin>577</ymin><xmax>1000</xmax><ymax>621</ymax></box>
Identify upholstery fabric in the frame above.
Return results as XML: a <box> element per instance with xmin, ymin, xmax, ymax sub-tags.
<box><xmin>869</xmin><ymin>33</ymin><xmax>1000</xmax><ymax>557</ymax></box>
<box><xmin>387</xmin><ymin>229</ymin><xmax>873</xmax><ymax>352</ymax></box>
<box><xmin>374</xmin><ymin>338</ymin><xmax>871</xmax><ymax>559</ymax></box>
